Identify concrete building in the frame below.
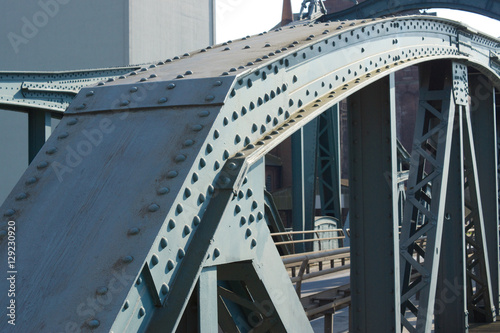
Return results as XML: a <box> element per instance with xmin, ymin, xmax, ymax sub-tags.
<box><xmin>0</xmin><ymin>0</ymin><xmax>216</xmax><ymax>204</ymax></box>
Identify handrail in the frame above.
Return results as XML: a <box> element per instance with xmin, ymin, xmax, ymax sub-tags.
<box><xmin>282</xmin><ymin>247</ymin><xmax>350</xmax><ymax>265</ymax></box>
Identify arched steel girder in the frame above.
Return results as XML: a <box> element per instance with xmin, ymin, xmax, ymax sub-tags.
<box><xmin>0</xmin><ymin>15</ymin><xmax>498</xmax><ymax>333</ymax></box>
<box><xmin>322</xmin><ymin>0</ymin><xmax>500</xmax><ymax>24</ymax></box>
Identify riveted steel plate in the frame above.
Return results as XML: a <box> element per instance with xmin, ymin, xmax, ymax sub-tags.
<box><xmin>67</xmin><ymin>77</ymin><xmax>236</xmax><ymax>114</ymax></box>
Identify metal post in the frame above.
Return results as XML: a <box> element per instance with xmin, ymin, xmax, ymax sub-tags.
<box><xmin>317</xmin><ymin>105</ymin><xmax>342</xmax><ymax>222</ymax></box>
<box><xmin>435</xmin><ymin>105</ymin><xmax>468</xmax><ymax>332</ymax></box>
<box><xmin>399</xmin><ymin>61</ymin><xmax>456</xmax><ymax>332</ymax></box>
<box><xmin>292</xmin><ymin>119</ymin><xmax>318</xmax><ymax>252</ymax></box>
<box><xmin>28</xmin><ymin>111</ymin><xmax>50</xmax><ymax>163</ymax></box>
<box><xmin>469</xmin><ymin>74</ymin><xmax>500</xmax><ymax>316</ymax></box>
<box><xmin>198</xmin><ymin>266</ymin><xmax>218</xmax><ymax>333</ymax></box>
<box><xmin>348</xmin><ymin>73</ymin><xmax>400</xmax><ymax>332</ymax></box>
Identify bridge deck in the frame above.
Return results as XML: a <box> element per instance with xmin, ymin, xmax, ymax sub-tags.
<box><xmin>470</xmin><ymin>322</ymin><xmax>500</xmax><ymax>332</ymax></box>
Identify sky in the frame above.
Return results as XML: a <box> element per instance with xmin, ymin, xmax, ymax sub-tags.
<box><xmin>215</xmin><ymin>1</ymin><xmax>500</xmax><ymax>43</ymax></box>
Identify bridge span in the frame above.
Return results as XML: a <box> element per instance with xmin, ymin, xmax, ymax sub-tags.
<box><xmin>0</xmin><ymin>5</ymin><xmax>499</xmax><ymax>333</ymax></box>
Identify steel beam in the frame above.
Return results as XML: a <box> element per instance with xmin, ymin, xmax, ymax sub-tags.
<box><xmin>199</xmin><ymin>267</ymin><xmax>218</xmax><ymax>333</ymax></box>
<box><xmin>435</xmin><ymin>105</ymin><xmax>468</xmax><ymax>332</ymax></box>
<box><xmin>317</xmin><ymin>105</ymin><xmax>342</xmax><ymax>222</ymax></box>
<box><xmin>469</xmin><ymin>73</ymin><xmax>500</xmax><ymax>317</ymax></box>
<box><xmin>322</xmin><ymin>0</ymin><xmax>500</xmax><ymax>22</ymax></box>
<box><xmin>348</xmin><ymin>73</ymin><xmax>400</xmax><ymax>332</ymax></box>
<box><xmin>463</xmin><ymin>97</ymin><xmax>496</xmax><ymax>323</ymax></box>
<box><xmin>400</xmin><ymin>61</ymin><xmax>456</xmax><ymax>333</ymax></box>
<box><xmin>292</xmin><ymin>120</ymin><xmax>318</xmax><ymax>252</ymax></box>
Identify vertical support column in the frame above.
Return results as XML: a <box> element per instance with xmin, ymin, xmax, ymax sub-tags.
<box><xmin>292</xmin><ymin>119</ymin><xmax>318</xmax><ymax>252</ymax></box>
<box><xmin>348</xmin><ymin>73</ymin><xmax>400</xmax><ymax>332</ymax></box>
<box><xmin>28</xmin><ymin>111</ymin><xmax>50</xmax><ymax>163</ymax></box>
<box><xmin>317</xmin><ymin>105</ymin><xmax>342</xmax><ymax>221</ymax></box>
<box><xmin>470</xmin><ymin>74</ymin><xmax>500</xmax><ymax>316</ymax></box>
<box><xmin>198</xmin><ymin>266</ymin><xmax>218</xmax><ymax>333</ymax></box>
<box><xmin>399</xmin><ymin>60</ymin><xmax>456</xmax><ymax>333</ymax></box>
<box><xmin>435</xmin><ymin>106</ymin><xmax>468</xmax><ymax>332</ymax></box>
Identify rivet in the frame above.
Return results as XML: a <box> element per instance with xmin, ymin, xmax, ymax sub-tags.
<box><xmin>168</xmin><ymin>219</ymin><xmax>176</xmax><ymax>230</ymax></box>
<box><xmin>235</xmin><ymin>205</ymin><xmax>241</xmax><ymax>214</ymax></box>
<box><xmin>199</xmin><ymin>158</ymin><xmax>206</xmax><ymax>168</ymax></box>
<box><xmin>246</xmin><ymin>229</ymin><xmax>252</xmax><ymax>237</ymax></box>
<box><xmin>26</xmin><ymin>177</ymin><xmax>38</xmax><ymax>185</ymax></box>
<box><xmin>183</xmin><ymin>53</ymin><xmax>190</xmax><ymax>57</ymax></box>
<box><xmin>193</xmin><ymin>216</ymin><xmax>201</xmax><ymax>226</ymax></box>
<box><xmin>175</xmin><ymin>154</ymin><xmax>187</xmax><ymax>163</ymax></box>
<box><xmin>139</xmin><ymin>307</ymin><xmax>145</xmax><ymax>317</ymax></box>
<box><xmin>136</xmin><ymin>277</ymin><xmax>142</xmax><ymax>285</ymax></box>
<box><xmin>123</xmin><ymin>301</ymin><xmax>130</xmax><ymax>310</ymax></box>
<box><xmin>96</xmin><ymin>286</ymin><xmax>108</xmax><ymax>295</ymax></box>
<box><xmin>160</xmin><ymin>238</ymin><xmax>168</xmax><ymax>249</ymax></box>
<box><xmin>167</xmin><ymin>171</ymin><xmax>178</xmax><ymax>178</ymax></box>
<box><xmin>208</xmin><ymin>185</ymin><xmax>214</xmax><ymax>194</ymax></box>
<box><xmin>67</xmin><ymin>118</ymin><xmax>78</xmax><ymax>126</ymax></box>
<box><xmin>206</xmin><ymin>144</ymin><xmax>213</xmax><ymax>154</ymax></box>
<box><xmin>247</xmin><ymin>62</ymin><xmax>255</xmax><ymax>66</ymax></box>
<box><xmin>252</xmin><ymin>201</ymin><xmax>258</xmax><ymax>210</ymax></box>
<box><xmin>183</xmin><ymin>225</ymin><xmax>192</xmax><ymax>236</ymax></box>
<box><xmin>140</xmin><ymin>67</ymin><xmax>148</xmax><ymax>71</ymax></box>
<box><xmin>228</xmin><ymin>162</ymin><xmax>238</xmax><ymax>170</ymax></box>
<box><xmin>166</xmin><ymin>59</ymin><xmax>172</xmax><ymax>62</ymax></box>
<box><xmin>158</xmin><ymin>97</ymin><xmax>168</xmax><ymax>104</ymax></box>
<box><xmin>76</xmin><ymin>104</ymin><xmax>86</xmax><ymax>110</ymax></box>
<box><xmin>148</xmin><ymin>204</ymin><xmax>160</xmax><ymax>212</ymax></box>
<box><xmin>257</xmin><ymin>212</ymin><xmax>264</xmax><ymax>220</ymax></box>
<box><xmin>213</xmin><ymin>248</ymin><xmax>221</xmax><ymax>258</ymax></box>
<box><xmin>178</xmin><ymin>248</ymin><xmax>185</xmax><ymax>259</ymax></box>
<box><xmin>151</xmin><ymin>254</ymin><xmax>159</xmax><ymax>266</ymax></box>
<box><xmin>199</xmin><ymin>110</ymin><xmax>210</xmax><ymax>117</ymax></box>
<box><xmin>130</xmin><ymin>87</ymin><xmax>138</xmax><ymax>93</ymax></box>
<box><xmin>223</xmin><ymin>47</ymin><xmax>230</xmax><ymax>51</ymax></box>
<box><xmin>88</xmin><ymin>319</ymin><xmax>100</xmax><ymax>329</ymax></box>
<box><xmin>98</xmin><ymin>82</ymin><xmax>105</xmax><ymax>86</ymax></box>
<box><xmin>140</xmin><ymin>78</ymin><xmax>148</xmax><ymax>82</ymax></box>
<box><xmin>222</xmin><ymin>72</ymin><xmax>229</xmax><ymax>76</ymax></box>
<box><xmin>15</xmin><ymin>193</ymin><xmax>27</xmax><ymax>201</ymax></box>
<box><xmin>220</xmin><ymin>176</ymin><xmax>230</xmax><ymax>184</ymax></box>
<box><xmin>120</xmin><ymin>100</ymin><xmax>130</xmax><ymax>106</ymax></box>
<box><xmin>37</xmin><ymin>161</ymin><xmax>49</xmax><ymax>169</ymax></box>
<box><xmin>198</xmin><ymin>194</ymin><xmax>205</xmax><ymax>204</ymax></box>
<box><xmin>167</xmin><ymin>259</ymin><xmax>175</xmax><ymax>271</ymax></box>
<box><xmin>161</xmin><ymin>284</ymin><xmax>169</xmax><ymax>295</ymax></box>
<box><xmin>192</xmin><ymin>173</ymin><xmax>199</xmax><ymax>183</ymax></box>
<box><xmin>205</xmin><ymin>95</ymin><xmax>215</xmax><ymax>102</ymax></box>
<box><xmin>176</xmin><ymin>204</ymin><xmax>183</xmax><ymax>214</ymax></box>
<box><xmin>58</xmin><ymin>132</ymin><xmax>69</xmax><ymax>139</ymax></box>
<box><xmin>265</xmin><ymin>43</ymin><xmax>271</xmax><ymax>47</ymax></box>
<box><xmin>192</xmin><ymin>124</ymin><xmax>203</xmax><ymax>132</ymax></box>
<box><xmin>128</xmin><ymin>227</ymin><xmax>140</xmax><ymax>235</ymax></box>
<box><xmin>177</xmin><ymin>74</ymin><xmax>184</xmax><ymax>79</ymax></box>
<box><xmin>122</xmin><ymin>256</ymin><xmax>134</xmax><ymax>263</ymax></box>
<box><xmin>157</xmin><ymin>187</ymin><xmax>170</xmax><ymax>195</ymax></box>
<box><xmin>229</xmin><ymin>68</ymin><xmax>237</xmax><ymax>72</ymax></box>
<box><xmin>214</xmin><ymin>81</ymin><xmax>223</xmax><ymax>86</ymax></box>
<box><xmin>167</xmin><ymin>83</ymin><xmax>176</xmax><ymax>89</ymax></box>
<box><xmin>247</xmin><ymin>189</ymin><xmax>253</xmax><ymax>197</ymax></box>
<box><xmin>251</xmin><ymin>239</ymin><xmax>257</xmax><ymax>248</ymax></box>
<box><xmin>4</xmin><ymin>209</ymin><xmax>15</xmax><ymax>217</ymax></box>
<box><xmin>249</xmin><ymin>214</ymin><xmax>255</xmax><ymax>223</ymax></box>
<box><xmin>185</xmin><ymin>70</ymin><xmax>193</xmax><ymax>75</ymax></box>
<box><xmin>183</xmin><ymin>139</ymin><xmax>194</xmax><ymax>147</ymax></box>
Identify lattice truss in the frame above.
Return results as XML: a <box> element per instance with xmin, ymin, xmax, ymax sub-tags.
<box><xmin>400</xmin><ymin>62</ymin><xmax>497</xmax><ymax>332</ymax></box>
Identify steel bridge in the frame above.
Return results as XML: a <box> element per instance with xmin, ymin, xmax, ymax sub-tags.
<box><xmin>0</xmin><ymin>1</ymin><xmax>499</xmax><ymax>332</ymax></box>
